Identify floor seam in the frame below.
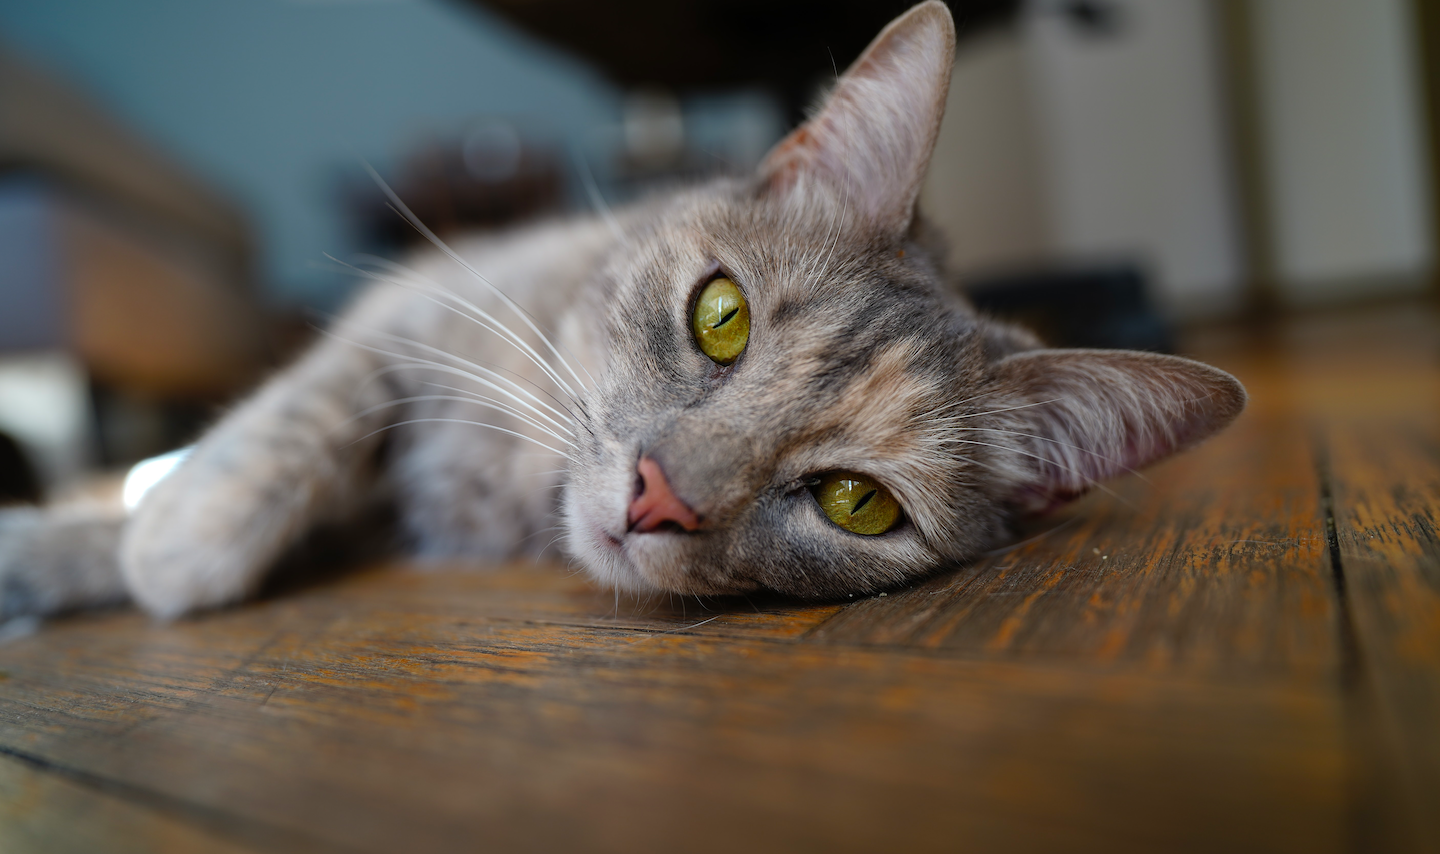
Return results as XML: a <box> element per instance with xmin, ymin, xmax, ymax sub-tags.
<box><xmin>0</xmin><ymin>744</ymin><xmax>359</xmax><ymax>854</ymax></box>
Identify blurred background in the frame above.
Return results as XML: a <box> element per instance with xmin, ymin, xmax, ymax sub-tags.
<box><xmin>0</xmin><ymin>0</ymin><xmax>1435</xmax><ymax>501</ymax></box>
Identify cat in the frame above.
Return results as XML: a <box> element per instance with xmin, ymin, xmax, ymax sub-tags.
<box><xmin>0</xmin><ymin>1</ymin><xmax>1245</xmax><ymax>621</ymax></box>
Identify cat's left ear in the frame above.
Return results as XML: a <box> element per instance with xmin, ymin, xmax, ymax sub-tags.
<box><xmin>758</xmin><ymin>1</ymin><xmax>956</xmax><ymax>236</ymax></box>
<box><xmin>989</xmin><ymin>350</ymin><xmax>1248</xmax><ymax>514</ymax></box>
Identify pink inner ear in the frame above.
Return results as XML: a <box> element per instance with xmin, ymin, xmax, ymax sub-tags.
<box><xmin>761</xmin><ymin>127</ymin><xmax>816</xmax><ymax>195</ymax></box>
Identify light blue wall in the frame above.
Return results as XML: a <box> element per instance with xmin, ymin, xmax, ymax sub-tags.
<box><xmin>0</xmin><ymin>0</ymin><xmax>621</xmax><ymax>308</ymax></box>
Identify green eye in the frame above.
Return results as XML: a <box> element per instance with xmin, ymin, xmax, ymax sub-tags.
<box><xmin>813</xmin><ymin>472</ymin><xmax>902</xmax><ymax>535</ymax></box>
<box><xmin>691</xmin><ymin>276</ymin><xmax>749</xmax><ymax>364</ymax></box>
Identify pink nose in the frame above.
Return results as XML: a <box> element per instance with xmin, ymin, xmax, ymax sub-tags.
<box><xmin>627</xmin><ymin>457</ymin><xmax>701</xmax><ymax>533</ymax></box>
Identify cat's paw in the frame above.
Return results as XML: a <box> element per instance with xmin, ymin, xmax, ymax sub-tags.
<box><xmin>119</xmin><ymin>458</ymin><xmax>288</xmax><ymax>619</ymax></box>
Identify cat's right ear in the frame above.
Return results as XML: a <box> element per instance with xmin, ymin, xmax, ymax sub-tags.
<box><xmin>758</xmin><ymin>1</ymin><xmax>956</xmax><ymax>237</ymax></box>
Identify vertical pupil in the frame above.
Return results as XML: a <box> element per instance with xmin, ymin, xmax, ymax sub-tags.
<box><xmin>851</xmin><ymin>489</ymin><xmax>877</xmax><ymax>515</ymax></box>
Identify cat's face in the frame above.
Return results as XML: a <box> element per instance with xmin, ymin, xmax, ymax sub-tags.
<box><xmin>562</xmin><ymin>2</ymin><xmax>1245</xmax><ymax>599</ymax></box>
<box><xmin>565</xmin><ymin>179</ymin><xmax>1006</xmax><ymax>598</ymax></box>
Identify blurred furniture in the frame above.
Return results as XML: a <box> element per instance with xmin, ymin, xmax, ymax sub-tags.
<box><xmin>342</xmin><ymin>126</ymin><xmax>564</xmax><ymax>253</ymax></box>
<box><xmin>966</xmin><ymin>262</ymin><xmax>1175</xmax><ymax>352</ymax></box>
<box><xmin>0</xmin><ymin>48</ymin><xmax>267</xmax><ymax>479</ymax></box>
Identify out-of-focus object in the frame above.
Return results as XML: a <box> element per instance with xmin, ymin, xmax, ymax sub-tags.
<box><xmin>344</xmin><ymin>124</ymin><xmax>563</xmax><ymax>253</ymax></box>
<box><xmin>923</xmin><ymin>0</ymin><xmax>1436</xmax><ymax>321</ymax></box>
<box><xmin>0</xmin><ymin>178</ymin><xmax>263</xmax><ymax>399</ymax></box>
<box><xmin>924</xmin><ymin>0</ymin><xmax>1245</xmax><ymax>321</ymax></box>
<box><xmin>122</xmin><ymin>446</ymin><xmax>193</xmax><ymax>513</ymax></box>
<box><xmin>477</xmin><ymin>0</ymin><xmax>1020</xmax><ymax>116</ymax></box>
<box><xmin>0</xmin><ymin>47</ymin><xmax>268</xmax><ymax>478</ymax></box>
<box><xmin>1244</xmin><ymin>0</ymin><xmax>1433</xmax><ymax>305</ymax></box>
<box><xmin>966</xmin><ymin>263</ymin><xmax>1174</xmax><ymax>352</ymax></box>
<box><xmin>0</xmin><ymin>431</ymin><xmax>40</xmax><ymax>505</ymax></box>
<box><xmin>0</xmin><ymin>355</ymin><xmax>90</xmax><ymax>497</ymax></box>
<box><xmin>0</xmin><ymin>49</ymin><xmax>265</xmax><ymax>399</ymax></box>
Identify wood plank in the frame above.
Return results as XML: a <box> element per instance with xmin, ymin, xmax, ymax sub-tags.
<box><xmin>0</xmin><ymin>751</ymin><xmax>258</xmax><ymax>854</ymax></box>
<box><xmin>0</xmin><ymin>604</ymin><xmax>1345</xmax><ymax>854</ymax></box>
<box><xmin>1325</xmin><ymin>381</ymin><xmax>1440</xmax><ymax>852</ymax></box>
<box><xmin>311</xmin><ymin>560</ymin><xmax>842</xmax><ymax>640</ymax></box>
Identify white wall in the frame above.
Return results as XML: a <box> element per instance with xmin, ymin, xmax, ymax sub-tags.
<box><xmin>922</xmin><ymin>28</ymin><xmax>1051</xmax><ymax>275</ymax></box>
<box><xmin>1024</xmin><ymin>0</ymin><xmax>1245</xmax><ymax>318</ymax></box>
<box><xmin>922</xmin><ymin>2</ymin><xmax>1245</xmax><ymax>319</ymax></box>
<box><xmin>1252</xmin><ymin>0</ymin><xmax>1433</xmax><ymax>302</ymax></box>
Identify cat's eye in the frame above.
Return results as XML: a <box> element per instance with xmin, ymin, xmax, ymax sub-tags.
<box><xmin>691</xmin><ymin>276</ymin><xmax>749</xmax><ymax>364</ymax></box>
<box><xmin>813</xmin><ymin>472</ymin><xmax>902</xmax><ymax>535</ymax></box>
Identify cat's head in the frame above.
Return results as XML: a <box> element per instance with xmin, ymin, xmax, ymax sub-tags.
<box><xmin>562</xmin><ymin>1</ymin><xmax>1245</xmax><ymax>598</ymax></box>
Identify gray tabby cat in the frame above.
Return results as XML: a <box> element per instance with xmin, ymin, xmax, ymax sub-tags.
<box><xmin>0</xmin><ymin>2</ymin><xmax>1244</xmax><ymax>621</ymax></box>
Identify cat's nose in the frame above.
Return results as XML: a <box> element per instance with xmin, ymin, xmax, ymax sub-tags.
<box><xmin>628</xmin><ymin>457</ymin><xmax>701</xmax><ymax>533</ymax></box>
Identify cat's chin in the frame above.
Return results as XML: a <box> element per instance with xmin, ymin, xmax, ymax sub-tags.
<box><xmin>567</xmin><ymin>513</ymin><xmax>723</xmax><ymax>597</ymax></box>
<box><xmin>564</xmin><ymin>516</ymin><xmax>655</xmax><ymax>594</ymax></box>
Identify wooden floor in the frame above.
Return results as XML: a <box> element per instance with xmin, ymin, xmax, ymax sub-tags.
<box><xmin>2</xmin><ymin>301</ymin><xmax>1438</xmax><ymax>853</ymax></box>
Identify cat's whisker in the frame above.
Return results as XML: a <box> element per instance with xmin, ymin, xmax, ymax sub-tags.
<box><xmin>951</xmin><ymin>426</ymin><xmax>1154</xmax><ymax>484</ymax></box>
<box><xmin>946</xmin><ymin>438</ymin><xmax>1131</xmax><ymax>506</ymax></box>
<box><xmin>417</xmin><ymin>381</ymin><xmax>577</xmax><ymax>437</ymax></box>
<box><xmin>536</xmin><ymin>532</ymin><xmax>571</xmax><ymax>561</ymax></box>
<box><xmin>350</xmin><ymin>418</ymin><xmax>571</xmax><ymax>458</ymax></box>
<box><xmin>916</xmin><ymin>391</ymin><xmax>997</xmax><ymax>418</ymax></box>
<box><xmin>980</xmin><ymin>515</ymin><xmax>1085</xmax><ymax>558</ymax></box>
<box><xmin>349</xmin><ymin>395</ymin><xmax>575</xmax><ymax>448</ymax></box>
<box><xmin>358</xmin><ymin>264</ymin><xmax>599</xmax><ymax>426</ymax></box>
<box><xmin>360</xmin><ymin>160</ymin><xmax>595</xmax><ymax>398</ymax></box>
<box><xmin>573</xmin><ymin>145</ymin><xmax>627</xmax><ymax>250</ymax></box>
<box><xmin>337</xmin><ymin>255</ymin><xmax>589</xmax><ymax>407</ymax></box>
<box><xmin>330</xmin><ymin>322</ymin><xmax>580</xmax><ymax>425</ymax></box>
<box><xmin>353</xmin><ymin>253</ymin><xmax>596</xmax><ymax>401</ymax></box>
<box><xmin>410</xmin><ymin>384</ymin><xmax>576</xmax><ymax>435</ymax></box>
<box><xmin>342</xmin><ymin>348</ymin><xmax>578</xmax><ymax>437</ymax></box>
<box><xmin>810</xmin><ymin>50</ymin><xmax>852</xmax><ymax>289</ymax></box>
<box><xmin>324</xmin><ymin>323</ymin><xmax>581</xmax><ymax>428</ymax></box>
<box><xmin>918</xmin><ymin>398</ymin><xmax>1067</xmax><ymax>423</ymax></box>
<box><xmin>518</xmin><ymin>524</ymin><xmax>565</xmax><ymax>547</ymax></box>
<box><xmin>359</xmin><ymin>361</ymin><xmax>588</xmax><ymax>442</ymax></box>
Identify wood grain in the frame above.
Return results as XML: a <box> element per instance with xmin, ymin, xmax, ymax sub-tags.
<box><xmin>1</xmin><ymin>301</ymin><xmax>1437</xmax><ymax>852</ymax></box>
<box><xmin>1320</xmin><ymin>330</ymin><xmax>1440</xmax><ymax>853</ymax></box>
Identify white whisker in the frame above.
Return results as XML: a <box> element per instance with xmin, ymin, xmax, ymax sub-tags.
<box><xmin>337</xmin><ymin>254</ymin><xmax>589</xmax><ymax>405</ymax></box>
<box><xmin>417</xmin><ymin>381</ymin><xmax>577</xmax><ymax>437</ymax></box>
<box><xmin>351</xmin><ymin>418</ymin><xmax>571</xmax><ymax>458</ymax></box>
<box><xmin>947</xmin><ymin>438</ymin><xmax>1129</xmax><ymax>504</ymax></box>
<box><xmin>323</xmin><ymin>323</ymin><xmax>579</xmax><ymax>428</ymax></box>
<box><xmin>350</xmin><ymin>395</ymin><xmax>575</xmax><ymax>447</ymax></box>
<box><xmin>359</xmin><ymin>159</ymin><xmax>594</xmax><ymax>396</ymax></box>
<box><xmin>356</xmin><ymin>362</ymin><xmax>582</xmax><ymax>437</ymax></box>
<box><xmin>919</xmin><ymin>399</ymin><xmax>1065</xmax><ymax>423</ymax></box>
<box><xmin>573</xmin><ymin>145</ymin><xmax>626</xmax><ymax>248</ymax></box>
<box><xmin>954</xmin><ymin>426</ymin><xmax>1152</xmax><ymax>484</ymax></box>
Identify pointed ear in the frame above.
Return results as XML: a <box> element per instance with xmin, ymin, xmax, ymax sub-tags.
<box><xmin>989</xmin><ymin>350</ymin><xmax>1247</xmax><ymax>513</ymax></box>
<box><xmin>758</xmin><ymin>1</ymin><xmax>955</xmax><ymax>235</ymax></box>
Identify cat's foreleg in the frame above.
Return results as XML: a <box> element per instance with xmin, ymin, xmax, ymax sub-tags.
<box><xmin>0</xmin><ymin>502</ymin><xmax>128</xmax><ymax>622</ymax></box>
<box><xmin>120</xmin><ymin>340</ymin><xmax>392</xmax><ymax>618</ymax></box>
